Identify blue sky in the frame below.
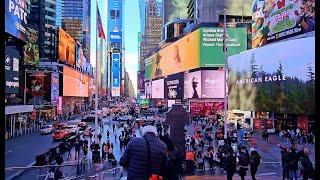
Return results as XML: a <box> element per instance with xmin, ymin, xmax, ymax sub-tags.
<box><xmin>229</xmin><ymin>37</ymin><xmax>315</xmax><ymax>81</ymax></box>
<box><xmin>90</xmin><ymin>0</ymin><xmax>140</xmax><ymax>93</ymax></box>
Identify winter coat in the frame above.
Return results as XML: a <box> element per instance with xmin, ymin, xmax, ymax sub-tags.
<box><xmin>250</xmin><ymin>151</ymin><xmax>261</xmax><ymax>167</ymax></box>
<box><xmin>119</xmin><ymin>133</ymin><xmax>167</xmax><ymax>180</ymax></box>
<box><xmin>223</xmin><ymin>153</ymin><xmax>237</xmax><ymax>172</ymax></box>
<box><xmin>287</xmin><ymin>150</ymin><xmax>298</xmax><ymax>171</ymax></box>
<box><xmin>300</xmin><ymin>153</ymin><xmax>314</xmax><ymax>177</ymax></box>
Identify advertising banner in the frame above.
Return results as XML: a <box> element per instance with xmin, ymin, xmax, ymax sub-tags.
<box><xmin>5</xmin><ymin>0</ymin><xmax>28</xmax><ymax>41</ymax></box>
<box><xmin>58</xmin><ymin>28</ymin><xmax>76</xmax><ymax>65</ymax></box>
<box><xmin>63</xmin><ymin>66</ymin><xmax>89</xmax><ymax>97</ymax></box>
<box><xmin>201</xmin><ymin>70</ymin><xmax>225</xmax><ymax>99</ymax></box>
<box><xmin>51</xmin><ymin>73</ymin><xmax>59</xmax><ymax>105</ymax></box>
<box><xmin>109</xmin><ymin>31</ymin><xmax>122</xmax><ymax>43</ymax></box>
<box><xmin>24</xmin><ymin>27</ymin><xmax>39</xmax><ymax>65</ymax></box>
<box><xmin>190</xmin><ymin>102</ymin><xmax>204</xmax><ymax>116</ymax></box>
<box><xmin>137</xmin><ymin>72</ymin><xmax>145</xmax><ymax>92</ymax></box>
<box><xmin>165</xmin><ymin>72</ymin><xmax>184</xmax><ymax>99</ymax></box>
<box><xmin>228</xmin><ymin>37</ymin><xmax>315</xmax><ymax>114</ymax></box>
<box><xmin>152</xmin><ymin>79</ymin><xmax>164</xmax><ymax>99</ymax></box>
<box><xmin>145</xmin><ymin>27</ymin><xmax>247</xmax><ymax>79</ymax></box>
<box><xmin>5</xmin><ymin>46</ymin><xmax>20</xmax><ymax>94</ymax></box>
<box><xmin>252</xmin><ymin>0</ymin><xmax>315</xmax><ymax>48</ymax></box>
<box><xmin>112</xmin><ymin>53</ymin><xmax>120</xmax><ymax>97</ymax></box>
<box><xmin>26</xmin><ymin>72</ymin><xmax>51</xmax><ymax>105</ymax></box>
<box><xmin>184</xmin><ymin>71</ymin><xmax>202</xmax><ymax>99</ymax></box>
<box><xmin>76</xmin><ymin>42</ymin><xmax>84</xmax><ymax>69</ymax></box>
<box><xmin>145</xmin><ymin>81</ymin><xmax>152</xmax><ymax>99</ymax></box>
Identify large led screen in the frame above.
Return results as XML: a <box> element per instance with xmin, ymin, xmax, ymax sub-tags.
<box><xmin>112</xmin><ymin>53</ymin><xmax>120</xmax><ymax>97</ymax></box>
<box><xmin>184</xmin><ymin>71</ymin><xmax>202</xmax><ymax>99</ymax></box>
<box><xmin>51</xmin><ymin>73</ymin><xmax>59</xmax><ymax>104</ymax></box>
<box><xmin>201</xmin><ymin>70</ymin><xmax>225</xmax><ymax>99</ymax></box>
<box><xmin>252</xmin><ymin>0</ymin><xmax>315</xmax><ymax>48</ymax></box>
<box><xmin>26</xmin><ymin>72</ymin><xmax>51</xmax><ymax>105</ymax></box>
<box><xmin>63</xmin><ymin>66</ymin><xmax>89</xmax><ymax>97</ymax></box>
<box><xmin>137</xmin><ymin>71</ymin><xmax>145</xmax><ymax>92</ymax></box>
<box><xmin>165</xmin><ymin>72</ymin><xmax>184</xmax><ymax>99</ymax></box>
<box><xmin>5</xmin><ymin>46</ymin><xmax>20</xmax><ymax>94</ymax></box>
<box><xmin>5</xmin><ymin>0</ymin><xmax>28</xmax><ymax>41</ymax></box>
<box><xmin>152</xmin><ymin>79</ymin><xmax>164</xmax><ymax>99</ymax></box>
<box><xmin>145</xmin><ymin>27</ymin><xmax>247</xmax><ymax>79</ymax></box>
<box><xmin>58</xmin><ymin>28</ymin><xmax>76</xmax><ymax>65</ymax></box>
<box><xmin>228</xmin><ymin>37</ymin><xmax>315</xmax><ymax>114</ymax></box>
<box><xmin>145</xmin><ymin>81</ymin><xmax>152</xmax><ymax>99</ymax></box>
<box><xmin>24</xmin><ymin>27</ymin><xmax>39</xmax><ymax>65</ymax></box>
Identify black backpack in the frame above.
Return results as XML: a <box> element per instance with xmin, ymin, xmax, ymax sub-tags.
<box><xmin>240</xmin><ymin>153</ymin><xmax>250</xmax><ymax>166</ymax></box>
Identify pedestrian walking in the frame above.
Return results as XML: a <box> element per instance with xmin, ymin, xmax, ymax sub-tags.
<box><xmin>299</xmin><ymin>148</ymin><xmax>314</xmax><ymax>180</ymax></box>
<box><xmin>223</xmin><ymin>148</ymin><xmax>237</xmax><ymax>180</ymax></box>
<box><xmin>66</xmin><ymin>141</ymin><xmax>72</xmax><ymax>158</ymax></box>
<box><xmin>75</xmin><ymin>140</ymin><xmax>81</xmax><ymax>160</ymax></box>
<box><xmin>98</xmin><ymin>133</ymin><xmax>102</xmax><ymax>143</ymax></box>
<box><xmin>288</xmin><ymin>147</ymin><xmax>299</xmax><ymax>180</ymax></box>
<box><xmin>119</xmin><ymin>125</ymin><xmax>167</xmax><ymax>179</ymax></box>
<box><xmin>278</xmin><ymin>144</ymin><xmax>289</xmax><ymax>180</ymax></box>
<box><xmin>44</xmin><ymin>167</ymin><xmax>55</xmax><ymax>180</ymax></box>
<box><xmin>106</xmin><ymin>130</ymin><xmax>110</xmax><ymax>139</ymax></box>
<box><xmin>237</xmin><ymin>146</ymin><xmax>250</xmax><ymax>180</ymax></box>
<box><xmin>55</xmin><ymin>153</ymin><xmax>64</xmax><ymax>165</ymax></box>
<box><xmin>249</xmin><ymin>148</ymin><xmax>261</xmax><ymax>180</ymax></box>
<box><xmin>112</xmin><ymin>124</ymin><xmax>115</xmax><ymax>132</ymax></box>
<box><xmin>196</xmin><ymin>151</ymin><xmax>205</xmax><ymax>171</ymax></box>
<box><xmin>114</xmin><ymin>131</ymin><xmax>117</xmax><ymax>143</ymax></box>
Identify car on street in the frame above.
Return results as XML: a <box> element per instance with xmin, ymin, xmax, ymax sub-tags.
<box><xmin>81</xmin><ymin>116</ymin><xmax>102</xmax><ymax>123</ymax></box>
<box><xmin>52</xmin><ymin>130</ymin><xmax>71</xmax><ymax>141</ymax></box>
<box><xmin>77</xmin><ymin>122</ymin><xmax>88</xmax><ymax>130</ymax></box>
<box><xmin>65</xmin><ymin>125</ymin><xmax>80</xmax><ymax>135</ymax></box>
<box><xmin>40</xmin><ymin>125</ymin><xmax>54</xmax><ymax>135</ymax></box>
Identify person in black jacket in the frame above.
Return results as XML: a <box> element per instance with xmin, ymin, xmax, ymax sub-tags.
<box><xmin>120</xmin><ymin>125</ymin><xmax>167</xmax><ymax>180</ymax></box>
<box><xmin>223</xmin><ymin>149</ymin><xmax>237</xmax><ymax>180</ymax></box>
<box><xmin>288</xmin><ymin>147</ymin><xmax>299</xmax><ymax>180</ymax></box>
<box><xmin>299</xmin><ymin>148</ymin><xmax>314</xmax><ymax>180</ymax></box>
<box><xmin>237</xmin><ymin>146</ymin><xmax>250</xmax><ymax>180</ymax></box>
<box><xmin>249</xmin><ymin>148</ymin><xmax>261</xmax><ymax>180</ymax></box>
<box><xmin>278</xmin><ymin>144</ymin><xmax>289</xmax><ymax>180</ymax></box>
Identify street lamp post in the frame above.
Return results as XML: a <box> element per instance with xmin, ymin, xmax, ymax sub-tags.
<box><xmin>223</xmin><ymin>9</ymin><xmax>228</xmax><ymax>140</ymax></box>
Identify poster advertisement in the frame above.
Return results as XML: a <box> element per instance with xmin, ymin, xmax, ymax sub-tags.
<box><xmin>201</xmin><ymin>70</ymin><xmax>225</xmax><ymax>99</ymax></box>
<box><xmin>297</xmin><ymin>115</ymin><xmax>308</xmax><ymax>133</ymax></box>
<box><xmin>145</xmin><ymin>81</ymin><xmax>152</xmax><ymax>99</ymax></box>
<box><xmin>109</xmin><ymin>31</ymin><xmax>122</xmax><ymax>43</ymax></box>
<box><xmin>112</xmin><ymin>53</ymin><xmax>120</xmax><ymax>97</ymax></box>
<box><xmin>137</xmin><ymin>71</ymin><xmax>145</xmax><ymax>92</ymax></box>
<box><xmin>165</xmin><ymin>72</ymin><xmax>184</xmax><ymax>99</ymax></box>
<box><xmin>58</xmin><ymin>28</ymin><xmax>76</xmax><ymax>65</ymax></box>
<box><xmin>190</xmin><ymin>102</ymin><xmax>204</xmax><ymax>116</ymax></box>
<box><xmin>26</xmin><ymin>72</ymin><xmax>51</xmax><ymax>105</ymax></box>
<box><xmin>228</xmin><ymin>37</ymin><xmax>315</xmax><ymax>114</ymax></box>
<box><xmin>5</xmin><ymin>0</ymin><xmax>28</xmax><ymax>41</ymax></box>
<box><xmin>51</xmin><ymin>73</ymin><xmax>59</xmax><ymax>104</ymax></box>
<box><xmin>63</xmin><ymin>66</ymin><xmax>89</xmax><ymax>97</ymax></box>
<box><xmin>144</xmin><ymin>27</ymin><xmax>247</xmax><ymax>80</ymax></box>
<box><xmin>24</xmin><ymin>27</ymin><xmax>39</xmax><ymax>65</ymax></box>
<box><xmin>184</xmin><ymin>71</ymin><xmax>202</xmax><ymax>99</ymax></box>
<box><xmin>152</xmin><ymin>79</ymin><xmax>164</xmax><ymax>99</ymax></box>
<box><xmin>252</xmin><ymin>0</ymin><xmax>315</xmax><ymax>48</ymax></box>
<box><xmin>5</xmin><ymin>46</ymin><xmax>20</xmax><ymax>94</ymax></box>
<box><xmin>76</xmin><ymin>42</ymin><xmax>84</xmax><ymax>69</ymax></box>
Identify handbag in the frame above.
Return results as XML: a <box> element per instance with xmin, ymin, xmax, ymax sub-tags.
<box><xmin>144</xmin><ymin>136</ymin><xmax>163</xmax><ymax>180</ymax></box>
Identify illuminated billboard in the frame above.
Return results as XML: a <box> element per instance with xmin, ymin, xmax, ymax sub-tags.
<box><xmin>112</xmin><ymin>53</ymin><xmax>120</xmax><ymax>97</ymax></box>
<box><xmin>145</xmin><ymin>27</ymin><xmax>247</xmax><ymax>79</ymax></box>
<box><xmin>184</xmin><ymin>71</ymin><xmax>202</xmax><ymax>99</ymax></box>
<box><xmin>165</xmin><ymin>72</ymin><xmax>184</xmax><ymax>99</ymax></box>
<box><xmin>252</xmin><ymin>0</ymin><xmax>315</xmax><ymax>48</ymax></box>
<box><xmin>152</xmin><ymin>79</ymin><xmax>164</xmax><ymax>99</ymax></box>
<box><xmin>5</xmin><ymin>0</ymin><xmax>28</xmax><ymax>41</ymax></box>
<box><xmin>58</xmin><ymin>28</ymin><xmax>76</xmax><ymax>65</ymax></box>
<box><xmin>24</xmin><ymin>27</ymin><xmax>39</xmax><ymax>65</ymax></box>
<box><xmin>51</xmin><ymin>73</ymin><xmax>59</xmax><ymax>104</ymax></box>
<box><xmin>145</xmin><ymin>81</ymin><xmax>152</xmax><ymax>99</ymax></box>
<box><xmin>63</xmin><ymin>66</ymin><xmax>89</xmax><ymax>97</ymax></box>
<box><xmin>228</xmin><ymin>37</ymin><xmax>315</xmax><ymax>114</ymax></box>
<box><xmin>26</xmin><ymin>72</ymin><xmax>51</xmax><ymax>105</ymax></box>
<box><xmin>76</xmin><ymin>42</ymin><xmax>84</xmax><ymax>69</ymax></box>
<box><xmin>5</xmin><ymin>46</ymin><xmax>21</xmax><ymax>94</ymax></box>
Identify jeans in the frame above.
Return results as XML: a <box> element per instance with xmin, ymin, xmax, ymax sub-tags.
<box><xmin>289</xmin><ymin>170</ymin><xmax>298</xmax><ymax>180</ymax></box>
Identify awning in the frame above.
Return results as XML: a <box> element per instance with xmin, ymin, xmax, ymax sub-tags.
<box><xmin>5</xmin><ymin>105</ymin><xmax>34</xmax><ymax>115</ymax></box>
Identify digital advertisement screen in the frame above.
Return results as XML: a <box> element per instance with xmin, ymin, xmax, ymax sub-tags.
<box><xmin>112</xmin><ymin>53</ymin><xmax>120</xmax><ymax>97</ymax></box>
<box><xmin>76</xmin><ymin>42</ymin><xmax>84</xmax><ymax>69</ymax></box>
<box><xmin>137</xmin><ymin>71</ymin><xmax>145</xmax><ymax>92</ymax></box>
<box><xmin>24</xmin><ymin>27</ymin><xmax>39</xmax><ymax>65</ymax></box>
<box><xmin>165</xmin><ymin>72</ymin><xmax>184</xmax><ymax>99</ymax></box>
<box><xmin>152</xmin><ymin>79</ymin><xmax>164</xmax><ymax>99</ymax></box>
<box><xmin>163</xmin><ymin>0</ymin><xmax>189</xmax><ymax>24</ymax></box>
<box><xmin>228</xmin><ymin>37</ymin><xmax>315</xmax><ymax>114</ymax></box>
<box><xmin>184</xmin><ymin>71</ymin><xmax>202</xmax><ymax>99</ymax></box>
<box><xmin>63</xmin><ymin>66</ymin><xmax>89</xmax><ymax>97</ymax></box>
<box><xmin>5</xmin><ymin>0</ymin><xmax>28</xmax><ymax>41</ymax></box>
<box><xmin>144</xmin><ymin>27</ymin><xmax>247</xmax><ymax>79</ymax></box>
<box><xmin>51</xmin><ymin>73</ymin><xmax>59</xmax><ymax>105</ymax></box>
<box><xmin>252</xmin><ymin>0</ymin><xmax>315</xmax><ymax>48</ymax></box>
<box><xmin>58</xmin><ymin>28</ymin><xmax>76</xmax><ymax>65</ymax></box>
<box><xmin>5</xmin><ymin>46</ymin><xmax>20</xmax><ymax>94</ymax></box>
<box><xmin>145</xmin><ymin>81</ymin><xmax>152</xmax><ymax>99</ymax></box>
<box><xmin>26</xmin><ymin>72</ymin><xmax>51</xmax><ymax>105</ymax></box>
<box><xmin>201</xmin><ymin>70</ymin><xmax>225</xmax><ymax>99</ymax></box>
<box><xmin>109</xmin><ymin>31</ymin><xmax>122</xmax><ymax>43</ymax></box>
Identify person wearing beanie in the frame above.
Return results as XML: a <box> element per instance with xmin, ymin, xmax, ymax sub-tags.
<box><xmin>120</xmin><ymin>125</ymin><xmax>167</xmax><ymax>180</ymax></box>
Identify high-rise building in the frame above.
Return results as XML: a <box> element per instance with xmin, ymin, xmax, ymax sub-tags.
<box><xmin>29</xmin><ymin>0</ymin><xmax>57</xmax><ymax>60</ymax></box>
<box><xmin>139</xmin><ymin>0</ymin><xmax>147</xmax><ymax>34</ymax></box>
<box><xmin>187</xmin><ymin>0</ymin><xmax>252</xmax><ymax>26</ymax></box>
<box><xmin>56</xmin><ymin>0</ymin><xmax>62</xmax><ymax>27</ymax></box>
